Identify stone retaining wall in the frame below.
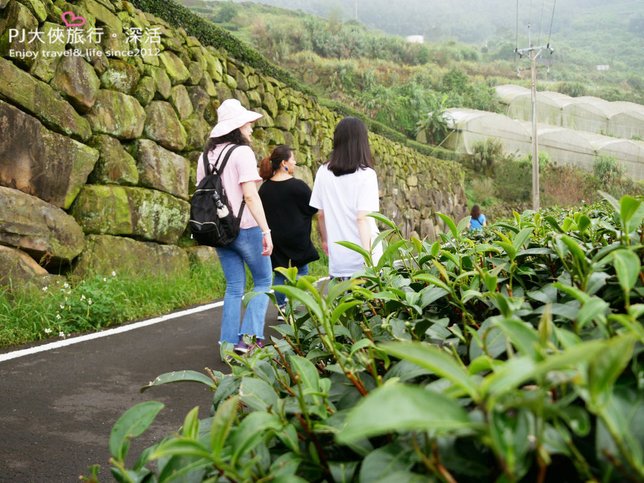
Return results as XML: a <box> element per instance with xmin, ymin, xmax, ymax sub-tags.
<box><xmin>0</xmin><ymin>0</ymin><xmax>467</xmax><ymax>286</ymax></box>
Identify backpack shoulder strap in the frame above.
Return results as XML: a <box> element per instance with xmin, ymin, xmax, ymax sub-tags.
<box><xmin>213</xmin><ymin>144</ymin><xmax>241</xmax><ymax>176</ymax></box>
<box><xmin>202</xmin><ymin>144</ymin><xmax>241</xmax><ymax>176</ymax></box>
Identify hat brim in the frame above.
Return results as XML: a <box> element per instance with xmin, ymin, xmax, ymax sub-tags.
<box><xmin>210</xmin><ymin>111</ymin><xmax>263</xmax><ymax>138</ymax></box>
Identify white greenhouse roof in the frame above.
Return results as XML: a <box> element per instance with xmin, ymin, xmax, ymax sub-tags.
<box><xmin>495</xmin><ymin>85</ymin><xmax>644</xmax><ymax>140</ymax></box>
<box><xmin>443</xmin><ymin>107</ymin><xmax>644</xmax><ymax>180</ymax></box>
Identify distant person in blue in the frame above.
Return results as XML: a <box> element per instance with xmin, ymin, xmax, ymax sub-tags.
<box><xmin>469</xmin><ymin>204</ymin><xmax>487</xmax><ymax>230</ymax></box>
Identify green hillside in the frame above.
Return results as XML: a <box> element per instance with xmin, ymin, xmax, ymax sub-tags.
<box><xmin>205</xmin><ymin>0</ymin><xmax>643</xmax><ymax>103</ymax></box>
<box><xmin>231</xmin><ymin>0</ymin><xmax>644</xmax><ymax>80</ymax></box>
<box><xmin>181</xmin><ymin>0</ymin><xmax>643</xmax><ymax>137</ymax></box>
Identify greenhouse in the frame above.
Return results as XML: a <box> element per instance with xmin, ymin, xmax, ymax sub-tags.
<box><xmin>495</xmin><ymin>85</ymin><xmax>644</xmax><ymax>140</ymax></box>
<box><xmin>561</xmin><ymin>96</ymin><xmax>612</xmax><ymax>134</ymax></box>
<box><xmin>443</xmin><ymin>108</ymin><xmax>644</xmax><ymax>180</ymax></box>
<box><xmin>442</xmin><ymin>108</ymin><xmax>531</xmax><ymax>156</ymax></box>
<box><xmin>577</xmin><ymin>132</ymin><xmax>644</xmax><ymax>180</ymax></box>
<box><xmin>517</xmin><ymin>122</ymin><xmax>596</xmax><ymax>171</ymax></box>
<box><xmin>606</xmin><ymin>103</ymin><xmax>644</xmax><ymax>140</ymax></box>
<box><xmin>495</xmin><ymin>84</ymin><xmax>530</xmax><ymax>105</ymax></box>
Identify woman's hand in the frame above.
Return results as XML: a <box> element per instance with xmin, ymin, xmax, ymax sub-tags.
<box><xmin>262</xmin><ymin>232</ymin><xmax>273</xmax><ymax>256</ymax></box>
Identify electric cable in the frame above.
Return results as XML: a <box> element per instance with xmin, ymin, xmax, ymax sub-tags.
<box><xmin>547</xmin><ymin>0</ymin><xmax>557</xmax><ymax>47</ymax></box>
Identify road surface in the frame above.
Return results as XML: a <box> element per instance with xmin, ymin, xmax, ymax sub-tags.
<box><xmin>0</xmin><ymin>303</ymin><xmax>280</xmax><ymax>482</ymax></box>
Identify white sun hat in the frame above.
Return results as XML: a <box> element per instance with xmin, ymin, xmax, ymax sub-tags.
<box><xmin>209</xmin><ymin>99</ymin><xmax>263</xmax><ymax>138</ymax></box>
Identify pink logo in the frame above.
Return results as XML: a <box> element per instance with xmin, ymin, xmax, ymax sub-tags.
<box><xmin>61</xmin><ymin>11</ymin><xmax>86</xmax><ymax>28</ymax></box>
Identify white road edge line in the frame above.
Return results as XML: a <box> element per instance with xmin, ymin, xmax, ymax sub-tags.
<box><xmin>0</xmin><ymin>276</ymin><xmax>332</xmax><ymax>363</ymax></box>
<box><xmin>0</xmin><ymin>301</ymin><xmax>223</xmax><ymax>363</ymax></box>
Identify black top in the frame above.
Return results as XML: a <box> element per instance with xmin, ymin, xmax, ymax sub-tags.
<box><xmin>258</xmin><ymin>178</ymin><xmax>319</xmax><ymax>269</ymax></box>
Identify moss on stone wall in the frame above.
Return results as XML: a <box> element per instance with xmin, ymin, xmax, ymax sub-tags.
<box><xmin>0</xmin><ymin>0</ymin><xmax>468</xmax><ymax>283</ymax></box>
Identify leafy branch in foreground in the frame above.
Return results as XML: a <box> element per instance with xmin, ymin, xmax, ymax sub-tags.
<box><xmin>93</xmin><ymin>195</ymin><xmax>643</xmax><ymax>482</ymax></box>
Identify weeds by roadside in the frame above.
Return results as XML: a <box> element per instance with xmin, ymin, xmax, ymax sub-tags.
<box><xmin>0</xmin><ymin>265</ymin><xmax>226</xmax><ymax>349</ymax></box>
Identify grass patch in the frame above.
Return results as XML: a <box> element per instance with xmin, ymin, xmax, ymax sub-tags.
<box><xmin>0</xmin><ymin>265</ymin><xmax>226</xmax><ymax>349</ymax></box>
<box><xmin>0</xmin><ymin>255</ymin><xmax>332</xmax><ymax>349</ymax></box>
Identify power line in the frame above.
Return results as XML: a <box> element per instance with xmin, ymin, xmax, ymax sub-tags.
<box><xmin>515</xmin><ymin>0</ymin><xmax>520</xmax><ymax>51</ymax></box>
<box><xmin>547</xmin><ymin>0</ymin><xmax>557</xmax><ymax>46</ymax></box>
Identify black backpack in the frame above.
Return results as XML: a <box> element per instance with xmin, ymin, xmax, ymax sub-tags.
<box><xmin>189</xmin><ymin>144</ymin><xmax>245</xmax><ymax>247</ymax></box>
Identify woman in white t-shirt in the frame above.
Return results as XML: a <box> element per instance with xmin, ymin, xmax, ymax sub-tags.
<box><xmin>309</xmin><ymin>117</ymin><xmax>381</xmax><ymax>278</ymax></box>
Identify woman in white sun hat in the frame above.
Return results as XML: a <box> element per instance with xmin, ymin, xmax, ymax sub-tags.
<box><xmin>196</xmin><ymin>99</ymin><xmax>273</xmax><ymax>355</ymax></box>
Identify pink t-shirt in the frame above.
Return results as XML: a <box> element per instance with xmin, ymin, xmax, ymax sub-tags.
<box><xmin>196</xmin><ymin>143</ymin><xmax>261</xmax><ymax>229</ymax></box>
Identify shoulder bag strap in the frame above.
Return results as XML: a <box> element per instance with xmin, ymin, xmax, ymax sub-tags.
<box><xmin>209</xmin><ymin>144</ymin><xmax>246</xmax><ymax>219</ymax></box>
<box><xmin>202</xmin><ymin>144</ymin><xmax>239</xmax><ymax>176</ymax></box>
<box><xmin>213</xmin><ymin>144</ymin><xmax>240</xmax><ymax>176</ymax></box>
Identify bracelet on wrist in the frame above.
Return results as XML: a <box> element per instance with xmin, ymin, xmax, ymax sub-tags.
<box><xmin>262</xmin><ymin>229</ymin><xmax>271</xmax><ymax>236</ymax></box>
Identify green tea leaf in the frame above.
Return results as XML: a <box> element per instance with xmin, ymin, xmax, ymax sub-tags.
<box><xmin>544</xmin><ymin>216</ymin><xmax>564</xmax><ymax>233</ymax></box>
<box><xmin>290</xmin><ymin>355</ymin><xmax>321</xmax><ymax>394</ymax></box>
<box><xmin>620</xmin><ymin>195</ymin><xmax>644</xmax><ymax>233</ymax></box>
<box><xmin>560</xmin><ymin>235</ymin><xmax>589</xmax><ymax>271</ymax></box>
<box><xmin>337</xmin><ymin>383</ymin><xmax>472</xmax><ymax>444</ymax></box>
<box><xmin>577</xmin><ymin>214</ymin><xmax>591</xmax><ymax>233</ymax></box>
<box><xmin>273</xmin><ymin>285</ymin><xmax>324</xmax><ymax>321</ymax></box>
<box><xmin>512</xmin><ymin>227</ymin><xmax>534</xmax><ymax>251</ymax></box>
<box><xmin>240</xmin><ymin>377</ymin><xmax>279</xmax><ymax>411</ymax></box>
<box><xmin>420</xmin><ymin>286</ymin><xmax>449</xmax><ymax>307</ymax></box>
<box><xmin>497</xmin><ymin>241</ymin><xmax>517</xmax><ymax>260</ymax></box>
<box><xmin>350</xmin><ymin>338</ymin><xmax>374</xmax><ymax>356</ymax></box>
<box><xmin>331</xmin><ymin>301</ymin><xmax>362</xmax><ymax>324</ymax></box>
<box><xmin>613</xmin><ymin>250</ymin><xmax>641</xmax><ymax>295</ymax></box>
<box><xmin>430</xmin><ymin>241</ymin><xmax>441</xmax><ymax>257</ymax></box>
<box><xmin>588</xmin><ymin>335</ymin><xmax>636</xmax><ymax>408</ymax></box>
<box><xmin>368</xmin><ymin>212</ymin><xmax>398</xmax><ymax>230</ymax></box>
<box><xmin>483</xmin><ymin>339</ymin><xmax>607</xmax><ymax>397</ymax></box>
<box><xmin>358</xmin><ymin>443</ymin><xmax>416</xmax><ymax>482</ymax></box>
<box><xmin>412</xmin><ymin>273</ymin><xmax>450</xmax><ymax>292</ymax></box>
<box><xmin>337</xmin><ymin>240</ymin><xmax>372</xmax><ymax>263</ymax></box>
<box><xmin>141</xmin><ymin>370</ymin><xmax>216</xmax><ymax>392</ymax></box>
<box><xmin>437</xmin><ymin>213</ymin><xmax>459</xmax><ymax>239</ymax></box>
<box><xmin>231</xmin><ymin>412</ymin><xmax>282</xmax><ymax>465</ymax></box>
<box><xmin>489</xmin><ymin>409</ymin><xmax>531</xmax><ymax>479</ymax></box>
<box><xmin>457</xmin><ymin>216</ymin><xmax>471</xmax><ymax>233</ymax></box>
<box><xmin>181</xmin><ymin>406</ymin><xmax>200</xmax><ymax>439</ymax></box>
<box><xmin>576</xmin><ymin>297</ymin><xmax>609</xmax><ymax>330</ymax></box>
<box><xmin>110</xmin><ymin>401</ymin><xmax>164</xmax><ymax>461</ymax></box>
<box><xmin>595</xmin><ymin>384</ymin><xmax>644</xmax><ymax>471</ymax></box>
<box><xmin>599</xmin><ymin>191</ymin><xmax>620</xmax><ymax>212</ymax></box>
<box><xmin>381</xmin><ymin>342</ymin><xmax>480</xmax><ymax>401</ymax></box>
<box><xmin>148</xmin><ymin>438</ymin><xmax>211</xmax><ymax>461</ymax></box>
<box><xmin>210</xmin><ymin>396</ymin><xmax>239</xmax><ymax>460</ymax></box>
<box><xmin>494</xmin><ymin>318</ymin><xmax>540</xmax><ymax>358</ymax></box>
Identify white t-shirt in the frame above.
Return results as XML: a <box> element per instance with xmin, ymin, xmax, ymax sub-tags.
<box><xmin>309</xmin><ymin>164</ymin><xmax>380</xmax><ymax>277</ymax></box>
<box><xmin>196</xmin><ymin>143</ymin><xmax>261</xmax><ymax>229</ymax></box>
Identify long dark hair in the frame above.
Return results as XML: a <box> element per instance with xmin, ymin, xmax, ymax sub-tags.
<box><xmin>259</xmin><ymin>145</ymin><xmax>292</xmax><ymax>181</ymax></box>
<box><xmin>328</xmin><ymin>117</ymin><xmax>373</xmax><ymax>176</ymax></box>
<box><xmin>204</xmin><ymin>128</ymin><xmax>250</xmax><ymax>154</ymax></box>
<box><xmin>471</xmin><ymin>205</ymin><xmax>482</xmax><ymax>219</ymax></box>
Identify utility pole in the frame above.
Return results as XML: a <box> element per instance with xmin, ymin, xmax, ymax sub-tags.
<box><xmin>515</xmin><ymin>40</ymin><xmax>553</xmax><ymax>211</ymax></box>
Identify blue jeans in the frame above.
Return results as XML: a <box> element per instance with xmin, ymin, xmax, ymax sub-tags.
<box><xmin>215</xmin><ymin>227</ymin><xmax>272</xmax><ymax>344</ymax></box>
<box><xmin>273</xmin><ymin>264</ymin><xmax>309</xmax><ymax>307</ymax></box>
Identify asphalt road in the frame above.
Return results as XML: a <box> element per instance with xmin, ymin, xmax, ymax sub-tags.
<box><xmin>0</xmin><ymin>303</ymin><xmax>280</xmax><ymax>482</ymax></box>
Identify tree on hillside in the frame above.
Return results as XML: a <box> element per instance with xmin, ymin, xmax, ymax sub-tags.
<box><xmin>416</xmin><ymin>93</ymin><xmax>450</xmax><ymax>145</ymax></box>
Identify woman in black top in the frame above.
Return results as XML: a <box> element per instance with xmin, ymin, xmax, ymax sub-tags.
<box><xmin>259</xmin><ymin>145</ymin><xmax>319</xmax><ymax>310</ymax></box>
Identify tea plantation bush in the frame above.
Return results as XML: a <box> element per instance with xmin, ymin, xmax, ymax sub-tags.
<box><xmin>98</xmin><ymin>194</ymin><xmax>643</xmax><ymax>482</ymax></box>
